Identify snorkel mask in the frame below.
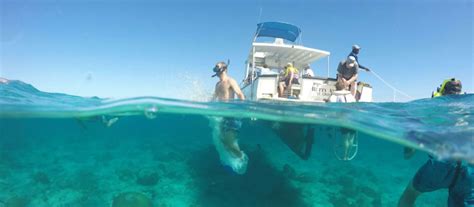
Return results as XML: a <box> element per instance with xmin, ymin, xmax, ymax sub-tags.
<box><xmin>434</xmin><ymin>78</ymin><xmax>462</xmax><ymax>97</ymax></box>
<box><xmin>443</xmin><ymin>79</ymin><xmax>462</xmax><ymax>95</ymax></box>
<box><xmin>212</xmin><ymin>60</ymin><xmax>230</xmax><ymax>77</ymax></box>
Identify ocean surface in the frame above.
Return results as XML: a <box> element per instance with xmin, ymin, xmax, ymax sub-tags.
<box><xmin>0</xmin><ymin>80</ymin><xmax>472</xmax><ymax>206</ymax></box>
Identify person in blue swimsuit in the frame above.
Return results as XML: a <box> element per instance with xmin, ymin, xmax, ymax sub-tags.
<box><xmin>398</xmin><ymin>79</ymin><xmax>473</xmax><ymax>207</ymax></box>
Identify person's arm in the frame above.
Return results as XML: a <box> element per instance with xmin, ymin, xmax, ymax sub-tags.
<box><xmin>350</xmin><ymin>54</ymin><xmax>370</xmax><ymax>71</ymax></box>
<box><xmin>230</xmin><ymin>79</ymin><xmax>245</xmax><ymax>100</ymax></box>
<box><xmin>337</xmin><ymin>63</ymin><xmax>342</xmax><ymax>74</ymax></box>
<box><xmin>337</xmin><ymin>72</ymin><xmax>347</xmax><ymax>82</ymax></box>
<box><xmin>398</xmin><ymin>181</ymin><xmax>422</xmax><ymax>207</ymax></box>
<box><xmin>348</xmin><ymin>74</ymin><xmax>358</xmax><ymax>84</ymax></box>
<box><xmin>359</xmin><ymin>65</ymin><xmax>370</xmax><ymax>71</ymax></box>
<box><xmin>337</xmin><ymin>63</ymin><xmax>346</xmax><ymax>80</ymax></box>
<box><xmin>355</xmin><ymin>58</ymin><xmax>370</xmax><ymax>71</ymax></box>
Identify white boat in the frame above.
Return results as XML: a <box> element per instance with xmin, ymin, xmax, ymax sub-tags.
<box><xmin>240</xmin><ymin>22</ymin><xmax>370</xmax><ymax>161</ymax></box>
<box><xmin>241</xmin><ymin>22</ymin><xmax>373</xmax><ymax>103</ymax></box>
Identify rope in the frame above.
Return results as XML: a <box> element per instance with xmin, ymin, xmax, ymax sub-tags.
<box><xmin>368</xmin><ymin>69</ymin><xmax>415</xmax><ymax>100</ymax></box>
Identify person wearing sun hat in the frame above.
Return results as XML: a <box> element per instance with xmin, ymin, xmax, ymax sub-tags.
<box><xmin>337</xmin><ymin>56</ymin><xmax>359</xmax><ymax>96</ymax></box>
<box><xmin>303</xmin><ymin>64</ymin><xmax>315</xmax><ymax>78</ymax></box>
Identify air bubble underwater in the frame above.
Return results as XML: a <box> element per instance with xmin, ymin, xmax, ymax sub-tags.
<box><xmin>144</xmin><ymin>105</ymin><xmax>158</xmax><ymax>119</ymax></box>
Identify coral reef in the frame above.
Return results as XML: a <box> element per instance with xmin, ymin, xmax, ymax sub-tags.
<box><xmin>112</xmin><ymin>192</ymin><xmax>153</xmax><ymax>207</ymax></box>
<box><xmin>321</xmin><ymin>165</ymin><xmax>383</xmax><ymax>207</ymax></box>
<box><xmin>136</xmin><ymin>168</ymin><xmax>159</xmax><ymax>186</ymax></box>
<box><xmin>4</xmin><ymin>196</ymin><xmax>29</xmax><ymax>207</ymax></box>
<box><xmin>116</xmin><ymin>168</ymin><xmax>135</xmax><ymax>182</ymax></box>
<box><xmin>0</xmin><ymin>117</ymin><xmax>448</xmax><ymax>207</ymax></box>
<box><xmin>187</xmin><ymin>145</ymin><xmax>309</xmax><ymax>207</ymax></box>
<box><xmin>32</xmin><ymin>172</ymin><xmax>50</xmax><ymax>185</ymax></box>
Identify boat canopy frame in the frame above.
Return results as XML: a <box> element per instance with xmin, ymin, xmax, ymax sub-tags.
<box><xmin>254</xmin><ymin>22</ymin><xmax>302</xmax><ymax>43</ymax></box>
<box><xmin>248</xmin><ymin>42</ymin><xmax>330</xmax><ymax>70</ymax></box>
<box><xmin>245</xmin><ymin>22</ymin><xmax>332</xmax><ymax>84</ymax></box>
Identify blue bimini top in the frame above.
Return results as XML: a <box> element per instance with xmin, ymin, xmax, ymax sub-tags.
<box><xmin>255</xmin><ymin>22</ymin><xmax>301</xmax><ymax>42</ymax></box>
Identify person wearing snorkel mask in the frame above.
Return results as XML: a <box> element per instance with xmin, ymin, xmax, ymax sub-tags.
<box><xmin>399</xmin><ymin>79</ymin><xmax>473</xmax><ymax>207</ymax></box>
<box><xmin>211</xmin><ymin>61</ymin><xmax>248</xmax><ymax>174</ymax></box>
<box><xmin>212</xmin><ymin>61</ymin><xmax>245</xmax><ymax>101</ymax></box>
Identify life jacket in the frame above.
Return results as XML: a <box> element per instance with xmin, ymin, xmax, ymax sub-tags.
<box><xmin>430</xmin><ymin>79</ymin><xmax>464</xmax><ymax>188</ymax></box>
<box><xmin>284</xmin><ymin>66</ymin><xmax>299</xmax><ymax>79</ymax></box>
<box><xmin>432</xmin><ymin>78</ymin><xmax>462</xmax><ymax>97</ymax></box>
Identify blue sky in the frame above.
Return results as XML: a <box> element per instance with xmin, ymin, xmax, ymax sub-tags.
<box><xmin>1</xmin><ymin>0</ymin><xmax>472</xmax><ymax>102</ymax></box>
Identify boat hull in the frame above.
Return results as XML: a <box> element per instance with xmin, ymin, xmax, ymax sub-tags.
<box><xmin>242</xmin><ymin>75</ymin><xmax>372</xmax><ymax>103</ymax></box>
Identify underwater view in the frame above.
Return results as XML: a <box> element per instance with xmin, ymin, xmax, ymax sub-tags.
<box><xmin>0</xmin><ymin>80</ymin><xmax>472</xmax><ymax>206</ymax></box>
<box><xmin>2</xmin><ymin>1</ymin><xmax>473</xmax><ymax>206</ymax></box>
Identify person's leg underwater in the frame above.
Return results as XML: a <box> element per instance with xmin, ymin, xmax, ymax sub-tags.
<box><xmin>398</xmin><ymin>181</ymin><xmax>422</xmax><ymax>207</ymax></box>
<box><xmin>213</xmin><ymin>118</ymin><xmax>248</xmax><ymax>174</ymax></box>
<box><xmin>221</xmin><ymin>129</ymin><xmax>243</xmax><ymax>158</ymax></box>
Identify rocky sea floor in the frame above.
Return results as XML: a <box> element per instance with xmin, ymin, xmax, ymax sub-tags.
<box><xmin>0</xmin><ymin>117</ymin><xmax>447</xmax><ymax>207</ymax></box>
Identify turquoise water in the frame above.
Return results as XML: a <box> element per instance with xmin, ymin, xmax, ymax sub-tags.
<box><xmin>0</xmin><ymin>80</ymin><xmax>472</xmax><ymax>206</ymax></box>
